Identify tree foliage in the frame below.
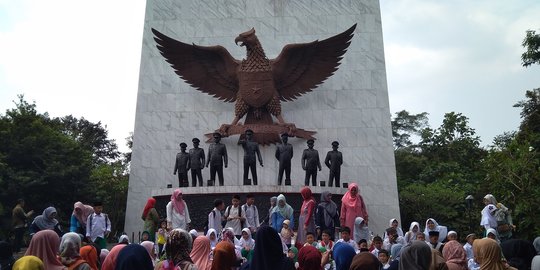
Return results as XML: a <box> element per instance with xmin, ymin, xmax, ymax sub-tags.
<box><xmin>522</xmin><ymin>30</ymin><xmax>540</xmax><ymax>67</ymax></box>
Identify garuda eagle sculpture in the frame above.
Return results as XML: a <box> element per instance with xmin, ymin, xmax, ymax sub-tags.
<box><xmin>152</xmin><ymin>24</ymin><xmax>356</xmax><ymax>144</ymax></box>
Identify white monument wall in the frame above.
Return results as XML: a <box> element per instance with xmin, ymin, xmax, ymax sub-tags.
<box><xmin>126</xmin><ymin>0</ymin><xmax>399</xmax><ymax>236</ymax></box>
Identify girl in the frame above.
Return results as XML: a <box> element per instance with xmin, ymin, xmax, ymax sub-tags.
<box><xmin>280</xmin><ymin>220</ymin><xmax>294</xmax><ymax>248</ymax></box>
<box><xmin>156</xmin><ymin>220</ymin><xmax>168</xmax><ymax>256</ymax></box>
<box><xmin>239</xmin><ymin>228</ymin><xmax>255</xmax><ymax>262</ymax></box>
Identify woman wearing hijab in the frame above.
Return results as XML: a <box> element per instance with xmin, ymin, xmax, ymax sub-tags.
<box><xmin>212</xmin><ymin>241</ymin><xmax>237</xmax><ymax>270</ymax></box>
<box><xmin>166</xmin><ymin>189</ymin><xmax>191</xmax><ymax>230</ymax></box>
<box><xmin>59</xmin><ymin>232</ymin><xmax>91</xmax><ymax>270</ymax></box>
<box><xmin>191</xmin><ymin>236</ymin><xmax>212</xmax><ymax>270</ymax></box>
<box><xmin>271</xmin><ymin>194</ymin><xmax>294</xmax><ymax>233</ymax></box>
<box><xmin>102</xmin><ymin>244</ymin><xmax>127</xmax><ymax>270</ymax></box>
<box><xmin>12</xmin><ymin>256</ymin><xmax>45</xmax><ymax>270</ymax></box>
<box><xmin>297</xmin><ymin>245</ymin><xmax>322</xmax><ymax>270</ymax></box>
<box><xmin>399</xmin><ymin>241</ymin><xmax>432</xmax><ymax>270</ymax></box>
<box><xmin>297</xmin><ymin>187</ymin><xmax>316</xmax><ymax>245</ymax></box>
<box><xmin>340</xmin><ymin>183</ymin><xmax>368</xmax><ymax>237</ymax></box>
<box><xmin>486</xmin><ymin>228</ymin><xmax>501</xmax><ymax>244</ymax></box>
<box><xmin>114</xmin><ymin>244</ymin><xmax>153</xmax><ymax>270</ymax></box>
<box><xmin>206</xmin><ymin>228</ymin><xmax>219</xmax><ymax>250</ymax></box>
<box><xmin>141</xmin><ymin>241</ymin><xmax>157</xmax><ymax>266</ymax></box>
<box><xmin>473</xmin><ymin>238</ymin><xmax>517</xmax><ymax>270</ymax></box>
<box><xmin>333</xmin><ymin>242</ymin><xmax>356</xmax><ymax>270</ymax></box>
<box><xmin>239</xmin><ymin>228</ymin><xmax>255</xmax><ymax>262</ymax></box>
<box><xmin>483</xmin><ymin>194</ymin><xmax>514</xmax><ymax>241</ymax></box>
<box><xmin>25</xmin><ymin>230</ymin><xmax>65</xmax><ymax>270</ymax></box>
<box><xmin>353</xmin><ymin>217</ymin><xmax>369</xmax><ymax>243</ymax></box>
<box><xmin>142</xmin><ymin>198</ymin><xmax>160</xmax><ymax>241</ymax></box>
<box><xmin>429</xmin><ymin>249</ymin><xmax>448</xmax><ymax>270</ymax></box>
<box><xmin>387</xmin><ymin>243</ymin><xmax>403</xmax><ymax>270</ymax></box>
<box><xmin>249</xmin><ymin>226</ymin><xmax>295</xmax><ymax>270</ymax></box>
<box><xmin>70</xmin><ymin>202</ymin><xmax>94</xmax><ymax>234</ymax></box>
<box><xmin>349</xmin><ymin>252</ymin><xmax>381</xmax><ymax>270</ymax></box>
<box><xmin>0</xmin><ymin>241</ymin><xmax>15</xmax><ymax>270</ymax></box>
<box><xmin>500</xmin><ymin>239</ymin><xmax>536</xmax><ymax>270</ymax></box>
<box><xmin>443</xmin><ymin>240</ymin><xmax>468</xmax><ymax>270</ymax></box>
<box><xmin>30</xmin><ymin>207</ymin><xmax>62</xmax><ymax>236</ymax></box>
<box><xmin>80</xmin><ymin>245</ymin><xmax>99</xmax><ymax>270</ymax></box>
<box><xmin>315</xmin><ymin>191</ymin><xmax>340</xmax><ymax>241</ymax></box>
<box><xmin>404</xmin><ymin>222</ymin><xmax>421</xmax><ymax>244</ymax></box>
<box><xmin>423</xmin><ymin>218</ymin><xmax>448</xmax><ymax>243</ymax></box>
<box><xmin>159</xmin><ymin>229</ymin><xmax>196</xmax><ymax>270</ymax></box>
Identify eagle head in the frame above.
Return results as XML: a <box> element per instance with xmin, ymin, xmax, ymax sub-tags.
<box><xmin>234</xmin><ymin>28</ymin><xmax>258</xmax><ymax>48</ymax></box>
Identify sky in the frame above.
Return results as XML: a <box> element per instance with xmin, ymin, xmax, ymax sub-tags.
<box><xmin>1</xmin><ymin>0</ymin><xmax>539</xmax><ymax>153</ymax></box>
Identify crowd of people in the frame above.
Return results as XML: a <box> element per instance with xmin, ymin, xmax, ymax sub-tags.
<box><xmin>3</xmin><ymin>188</ymin><xmax>540</xmax><ymax>270</ymax></box>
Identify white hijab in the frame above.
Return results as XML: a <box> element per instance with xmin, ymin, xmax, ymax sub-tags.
<box><xmin>205</xmin><ymin>228</ymin><xmax>218</xmax><ymax>249</ymax></box>
<box><xmin>423</xmin><ymin>218</ymin><xmax>447</xmax><ymax>242</ymax></box>
<box><xmin>354</xmin><ymin>217</ymin><xmax>370</xmax><ymax>243</ymax></box>
<box><xmin>480</xmin><ymin>204</ymin><xmax>498</xmax><ymax>228</ymax></box>
<box><xmin>238</xmin><ymin>228</ymin><xmax>255</xmax><ymax>250</ymax></box>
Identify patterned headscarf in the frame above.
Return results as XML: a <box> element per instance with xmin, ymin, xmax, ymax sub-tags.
<box><xmin>166</xmin><ymin>229</ymin><xmax>193</xmax><ymax>266</ymax></box>
<box><xmin>59</xmin><ymin>232</ymin><xmax>82</xmax><ymax>266</ymax></box>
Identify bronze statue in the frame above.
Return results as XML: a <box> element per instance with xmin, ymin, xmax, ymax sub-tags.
<box><xmin>324</xmin><ymin>141</ymin><xmax>343</xmax><ymax>187</ymax></box>
<box><xmin>275</xmin><ymin>133</ymin><xmax>293</xmax><ymax>185</ymax></box>
<box><xmin>152</xmin><ymin>24</ymin><xmax>356</xmax><ymax>145</ymax></box>
<box><xmin>206</xmin><ymin>133</ymin><xmax>228</xmax><ymax>186</ymax></box>
<box><xmin>189</xmin><ymin>138</ymin><xmax>205</xmax><ymax>187</ymax></box>
<box><xmin>239</xmin><ymin>129</ymin><xmax>263</xmax><ymax>185</ymax></box>
<box><xmin>301</xmin><ymin>139</ymin><xmax>322</xmax><ymax>186</ymax></box>
<box><xmin>173</xmin><ymin>142</ymin><xmax>190</xmax><ymax>187</ymax></box>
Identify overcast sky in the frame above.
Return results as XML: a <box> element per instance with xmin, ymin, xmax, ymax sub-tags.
<box><xmin>1</xmin><ymin>0</ymin><xmax>539</xmax><ymax>152</ymax></box>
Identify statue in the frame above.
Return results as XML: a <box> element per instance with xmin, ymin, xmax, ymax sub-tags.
<box><xmin>275</xmin><ymin>133</ymin><xmax>293</xmax><ymax>185</ymax></box>
<box><xmin>206</xmin><ymin>133</ymin><xmax>228</xmax><ymax>186</ymax></box>
<box><xmin>189</xmin><ymin>138</ymin><xmax>205</xmax><ymax>187</ymax></box>
<box><xmin>324</xmin><ymin>141</ymin><xmax>343</xmax><ymax>187</ymax></box>
<box><xmin>173</xmin><ymin>142</ymin><xmax>190</xmax><ymax>187</ymax></box>
<box><xmin>301</xmin><ymin>139</ymin><xmax>322</xmax><ymax>186</ymax></box>
<box><xmin>152</xmin><ymin>24</ymin><xmax>356</xmax><ymax>145</ymax></box>
<box><xmin>239</xmin><ymin>129</ymin><xmax>263</xmax><ymax>185</ymax></box>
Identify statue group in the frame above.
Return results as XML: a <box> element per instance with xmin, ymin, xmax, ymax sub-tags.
<box><xmin>173</xmin><ymin>130</ymin><xmax>344</xmax><ymax>187</ymax></box>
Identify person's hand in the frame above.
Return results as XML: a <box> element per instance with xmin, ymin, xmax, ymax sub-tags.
<box><xmin>28</xmin><ymin>210</ymin><xmax>34</xmax><ymax>216</ymax></box>
<box><xmin>321</xmin><ymin>250</ymin><xmax>330</xmax><ymax>266</ymax></box>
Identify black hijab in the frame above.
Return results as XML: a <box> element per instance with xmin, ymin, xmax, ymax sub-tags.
<box><xmin>115</xmin><ymin>244</ymin><xmax>153</xmax><ymax>270</ymax></box>
<box><xmin>501</xmin><ymin>239</ymin><xmax>536</xmax><ymax>270</ymax></box>
<box><xmin>249</xmin><ymin>226</ymin><xmax>294</xmax><ymax>270</ymax></box>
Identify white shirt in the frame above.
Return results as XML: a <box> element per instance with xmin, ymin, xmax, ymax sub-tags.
<box><xmin>208</xmin><ymin>208</ymin><xmax>223</xmax><ymax>233</ymax></box>
<box><xmin>242</xmin><ymin>204</ymin><xmax>259</xmax><ymax>231</ymax></box>
<box><xmin>86</xmin><ymin>213</ymin><xmax>111</xmax><ymax>241</ymax></box>
<box><xmin>464</xmin><ymin>242</ymin><xmax>474</xmax><ymax>260</ymax></box>
<box><xmin>336</xmin><ymin>239</ymin><xmax>358</xmax><ymax>252</ymax></box>
<box><xmin>383</xmin><ymin>236</ymin><xmax>406</xmax><ymax>252</ymax></box>
<box><xmin>224</xmin><ymin>205</ymin><xmax>246</xmax><ymax>235</ymax></box>
<box><xmin>166</xmin><ymin>201</ymin><xmax>191</xmax><ymax>230</ymax></box>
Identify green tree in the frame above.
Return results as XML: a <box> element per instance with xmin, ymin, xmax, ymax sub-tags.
<box><xmin>391</xmin><ymin>110</ymin><xmax>429</xmax><ymax>150</ymax></box>
<box><xmin>522</xmin><ymin>29</ymin><xmax>540</xmax><ymax>67</ymax></box>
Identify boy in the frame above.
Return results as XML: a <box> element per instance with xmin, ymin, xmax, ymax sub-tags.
<box><xmin>242</xmin><ymin>194</ymin><xmax>260</xmax><ymax>233</ymax></box>
<box><xmin>378</xmin><ymin>249</ymin><xmax>390</xmax><ymax>269</ymax></box>
<box><xmin>428</xmin><ymin>231</ymin><xmax>444</xmax><ymax>253</ymax></box>
<box><xmin>417</xmin><ymin>231</ymin><xmax>426</xmax><ymax>242</ymax></box>
<box><xmin>208</xmin><ymin>199</ymin><xmax>225</xmax><ymax>233</ymax></box>
<box><xmin>304</xmin><ymin>232</ymin><xmax>318</xmax><ymax>247</ymax></box>
<box><xmin>86</xmin><ymin>201</ymin><xmax>111</xmax><ymax>249</ymax></box>
<box><xmin>383</xmin><ymin>227</ymin><xmax>405</xmax><ymax>252</ymax></box>
<box><xmin>224</xmin><ymin>194</ymin><xmax>246</xmax><ymax>237</ymax></box>
<box><xmin>447</xmin><ymin>230</ymin><xmax>458</xmax><ymax>241</ymax></box>
<box><xmin>317</xmin><ymin>229</ymin><xmax>334</xmax><ymax>250</ymax></box>
<box><xmin>463</xmin><ymin>233</ymin><xmax>476</xmax><ymax>260</ymax></box>
<box><xmin>371</xmin><ymin>235</ymin><xmax>383</xmax><ymax>257</ymax></box>
<box><xmin>358</xmin><ymin>239</ymin><xmax>369</xmax><ymax>252</ymax></box>
<box><xmin>336</xmin><ymin>226</ymin><xmax>358</xmax><ymax>252</ymax></box>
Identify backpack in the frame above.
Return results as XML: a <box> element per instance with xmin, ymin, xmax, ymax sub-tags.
<box><xmin>203</xmin><ymin>210</ymin><xmax>217</xmax><ymax>235</ymax></box>
<box><xmin>225</xmin><ymin>205</ymin><xmax>244</xmax><ymax>229</ymax></box>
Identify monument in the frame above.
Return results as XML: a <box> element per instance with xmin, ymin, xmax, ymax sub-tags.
<box><xmin>126</xmin><ymin>0</ymin><xmax>400</xmax><ymax>237</ymax></box>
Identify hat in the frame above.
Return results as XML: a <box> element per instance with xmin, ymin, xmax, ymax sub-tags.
<box><xmin>93</xmin><ymin>201</ymin><xmax>103</xmax><ymax>206</ymax></box>
<box><xmin>283</xmin><ymin>219</ymin><xmax>290</xmax><ymax>225</ymax></box>
<box><xmin>428</xmin><ymin>231</ymin><xmax>440</xmax><ymax>237</ymax></box>
<box><xmin>179</xmin><ymin>142</ymin><xmax>187</xmax><ymax>147</ymax></box>
<box><xmin>466</xmin><ymin>233</ymin><xmax>476</xmax><ymax>240</ymax></box>
<box><xmin>448</xmin><ymin>230</ymin><xmax>457</xmax><ymax>236</ymax></box>
<box><xmin>331</xmin><ymin>141</ymin><xmax>339</xmax><ymax>146</ymax></box>
<box><xmin>192</xmin><ymin>138</ymin><xmax>200</xmax><ymax>143</ymax></box>
<box><xmin>307</xmin><ymin>139</ymin><xmax>314</xmax><ymax>144</ymax></box>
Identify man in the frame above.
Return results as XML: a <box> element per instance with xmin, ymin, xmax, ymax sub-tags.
<box><xmin>428</xmin><ymin>230</ymin><xmax>444</xmax><ymax>253</ymax></box>
<box><xmin>242</xmin><ymin>194</ymin><xmax>260</xmax><ymax>234</ymax></box>
<box><xmin>12</xmin><ymin>199</ymin><xmax>34</xmax><ymax>253</ymax></box>
<box><xmin>206</xmin><ymin>133</ymin><xmax>228</xmax><ymax>186</ymax></box>
<box><xmin>324</xmin><ymin>141</ymin><xmax>343</xmax><ymax>187</ymax></box>
<box><xmin>239</xmin><ymin>129</ymin><xmax>263</xmax><ymax>185</ymax></box>
<box><xmin>189</xmin><ymin>138</ymin><xmax>205</xmax><ymax>187</ymax></box>
<box><xmin>224</xmin><ymin>195</ymin><xmax>246</xmax><ymax>237</ymax></box>
<box><xmin>208</xmin><ymin>199</ymin><xmax>225</xmax><ymax>234</ymax></box>
<box><xmin>301</xmin><ymin>139</ymin><xmax>322</xmax><ymax>186</ymax></box>
<box><xmin>173</xmin><ymin>142</ymin><xmax>190</xmax><ymax>187</ymax></box>
<box><xmin>275</xmin><ymin>133</ymin><xmax>293</xmax><ymax>185</ymax></box>
<box><xmin>86</xmin><ymin>201</ymin><xmax>111</xmax><ymax>250</ymax></box>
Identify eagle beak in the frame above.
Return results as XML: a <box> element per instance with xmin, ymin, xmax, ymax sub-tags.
<box><xmin>234</xmin><ymin>36</ymin><xmax>244</xmax><ymax>46</ymax></box>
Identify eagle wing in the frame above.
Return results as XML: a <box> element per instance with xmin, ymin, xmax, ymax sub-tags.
<box><xmin>152</xmin><ymin>28</ymin><xmax>240</xmax><ymax>102</ymax></box>
<box><xmin>270</xmin><ymin>24</ymin><xmax>356</xmax><ymax>101</ymax></box>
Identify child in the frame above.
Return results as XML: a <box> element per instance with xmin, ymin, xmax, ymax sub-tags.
<box><xmin>416</xmin><ymin>231</ymin><xmax>426</xmax><ymax>242</ymax></box>
<box><xmin>336</xmin><ymin>226</ymin><xmax>358</xmax><ymax>252</ymax></box>
<box><xmin>206</xmin><ymin>228</ymin><xmax>218</xmax><ymax>250</ymax></box>
<box><xmin>280</xmin><ymin>219</ymin><xmax>294</xmax><ymax>247</ymax></box>
<box><xmin>463</xmin><ymin>233</ymin><xmax>476</xmax><ymax>260</ymax></box>
<box><xmin>239</xmin><ymin>228</ymin><xmax>255</xmax><ymax>262</ymax></box>
<box><xmin>358</xmin><ymin>239</ymin><xmax>368</xmax><ymax>252</ymax></box>
<box><xmin>288</xmin><ymin>246</ymin><xmax>299</xmax><ymax>269</ymax></box>
<box><xmin>304</xmin><ymin>232</ymin><xmax>317</xmax><ymax>247</ymax></box>
<box><xmin>447</xmin><ymin>230</ymin><xmax>458</xmax><ymax>241</ymax></box>
<box><xmin>156</xmin><ymin>220</ymin><xmax>168</xmax><ymax>255</ymax></box>
<box><xmin>141</xmin><ymin>231</ymin><xmax>150</xmax><ymax>242</ymax></box>
<box><xmin>86</xmin><ymin>201</ymin><xmax>111</xmax><ymax>250</ymax></box>
<box><xmin>317</xmin><ymin>229</ymin><xmax>334</xmax><ymax>251</ymax></box>
<box><xmin>370</xmin><ymin>235</ymin><xmax>383</xmax><ymax>257</ymax></box>
<box><xmin>378</xmin><ymin>249</ymin><xmax>390</xmax><ymax>269</ymax></box>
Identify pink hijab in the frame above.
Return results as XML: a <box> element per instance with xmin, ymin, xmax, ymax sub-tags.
<box><xmin>101</xmin><ymin>244</ymin><xmax>126</xmax><ymax>270</ymax></box>
<box><xmin>25</xmin><ymin>230</ymin><xmax>65</xmax><ymax>270</ymax></box>
<box><xmin>341</xmin><ymin>183</ymin><xmax>366</xmax><ymax>209</ymax></box>
<box><xmin>190</xmin><ymin>236</ymin><xmax>212</xmax><ymax>270</ymax></box>
<box><xmin>73</xmin><ymin>202</ymin><xmax>94</xmax><ymax>226</ymax></box>
<box><xmin>171</xmin><ymin>189</ymin><xmax>185</xmax><ymax>214</ymax></box>
<box><xmin>443</xmin><ymin>240</ymin><xmax>468</xmax><ymax>270</ymax></box>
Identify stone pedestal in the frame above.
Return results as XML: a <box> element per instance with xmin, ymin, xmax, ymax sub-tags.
<box><xmin>126</xmin><ymin>0</ymin><xmax>399</xmax><ymax>237</ymax></box>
